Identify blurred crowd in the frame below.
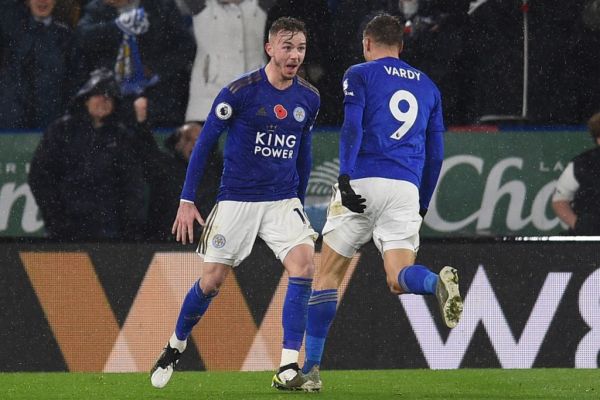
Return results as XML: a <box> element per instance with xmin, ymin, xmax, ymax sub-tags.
<box><xmin>2</xmin><ymin>0</ymin><xmax>600</xmax><ymax>240</ymax></box>
<box><xmin>2</xmin><ymin>0</ymin><xmax>600</xmax><ymax>130</ymax></box>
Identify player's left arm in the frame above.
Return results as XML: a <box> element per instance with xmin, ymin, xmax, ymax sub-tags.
<box><xmin>338</xmin><ymin>67</ymin><xmax>365</xmax><ymax>177</ymax></box>
<box><xmin>338</xmin><ymin>102</ymin><xmax>364</xmax><ymax>177</ymax></box>
<box><xmin>419</xmin><ymin>91</ymin><xmax>445</xmax><ymax>214</ymax></box>
<box><xmin>296</xmin><ymin>102</ymin><xmax>319</xmax><ymax>205</ymax></box>
<box><xmin>337</xmin><ymin>67</ymin><xmax>367</xmax><ymax>213</ymax></box>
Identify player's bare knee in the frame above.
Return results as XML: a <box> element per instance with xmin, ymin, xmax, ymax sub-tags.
<box><xmin>285</xmin><ymin>255</ymin><xmax>315</xmax><ymax>278</ymax></box>
<box><xmin>199</xmin><ymin>276</ymin><xmax>224</xmax><ymax>295</ymax></box>
<box><xmin>293</xmin><ymin>260</ymin><xmax>315</xmax><ymax>279</ymax></box>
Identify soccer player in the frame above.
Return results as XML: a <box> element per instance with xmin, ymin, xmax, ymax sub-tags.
<box><xmin>150</xmin><ymin>17</ymin><xmax>320</xmax><ymax>391</ymax></box>
<box><xmin>301</xmin><ymin>14</ymin><xmax>463</xmax><ymax>390</ymax></box>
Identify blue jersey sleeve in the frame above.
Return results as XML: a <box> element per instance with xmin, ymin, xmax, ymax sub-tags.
<box><xmin>342</xmin><ymin>66</ymin><xmax>366</xmax><ymax>107</ymax></box>
<box><xmin>180</xmin><ymin>88</ymin><xmax>237</xmax><ymax>202</ymax></box>
<box><xmin>339</xmin><ymin>67</ymin><xmax>366</xmax><ymax>176</ymax></box>
<box><xmin>419</xmin><ymin>94</ymin><xmax>445</xmax><ymax>209</ymax></box>
<box><xmin>296</xmin><ymin>128</ymin><xmax>312</xmax><ymax>205</ymax></box>
<box><xmin>338</xmin><ymin>102</ymin><xmax>364</xmax><ymax>176</ymax></box>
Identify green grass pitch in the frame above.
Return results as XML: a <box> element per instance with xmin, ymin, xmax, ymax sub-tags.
<box><xmin>1</xmin><ymin>369</ymin><xmax>599</xmax><ymax>399</ymax></box>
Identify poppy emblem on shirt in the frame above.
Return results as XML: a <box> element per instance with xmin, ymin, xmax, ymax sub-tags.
<box><xmin>215</xmin><ymin>102</ymin><xmax>233</xmax><ymax>120</ymax></box>
<box><xmin>274</xmin><ymin>104</ymin><xmax>288</xmax><ymax>120</ymax></box>
<box><xmin>293</xmin><ymin>107</ymin><xmax>306</xmax><ymax>122</ymax></box>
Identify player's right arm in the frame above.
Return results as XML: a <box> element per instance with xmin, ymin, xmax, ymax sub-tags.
<box><xmin>172</xmin><ymin>88</ymin><xmax>236</xmax><ymax>244</ymax></box>
<box><xmin>338</xmin><ymin>67</ymin><xmax>365</xmax><ymax>177</ymax></box>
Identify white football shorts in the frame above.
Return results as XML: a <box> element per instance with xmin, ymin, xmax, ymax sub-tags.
<box><xmin>197</xmin><ymin>198</ymin><xmax>317</xmax><ymax>267</ymax></box>
<box><xmin>322</xmin><ymin>178</ymin><xmax>422</xmax><ymax>258</ymax></box>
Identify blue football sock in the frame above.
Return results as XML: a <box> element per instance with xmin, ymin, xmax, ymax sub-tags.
<box><xmin>175</xmin><ymin>280</ymin><xmax>217</xmax><ymax>341</ymax></box>
<box><xmin>282</xmin><ymin>277</ymin><xmax>313</xmax><ymax>352</ymax></box>
<box><xmin>398</xmin><ymin>264</ymin><xmax>438</xmax><ymax>295</ymax></box>
<box><xmin>303</xmin><ymin>289</ymin><xmax>338</xmax><ymax>373</ymax></box>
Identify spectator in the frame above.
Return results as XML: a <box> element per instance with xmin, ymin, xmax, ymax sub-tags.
<box><xmin>0</xmin><ymin>0</ymin><xmax>78</xmax><ymax>129</ymax></box>
<box><xmin>137</xmin><ymin>122</ymin><xmax>223</xmax><ymax>241</ymax></box>
<box><xmin>552</xmin><ymin>112</ymin><xmax>600</xmax><ymax>235</ymax></box>
<box><xmin>76</xmin><ymin>0</ymin><xmax>196</xmax><ymax>127</ymax></box>
<box><xmin>184</xmin><ymin>0</ymin><xmax>267</xmax><ymax>122</ymax></box>
<box><xmin>28</xmin><ymin>68</ymin><xmax>146</xmax><ymax>241</ymax></box>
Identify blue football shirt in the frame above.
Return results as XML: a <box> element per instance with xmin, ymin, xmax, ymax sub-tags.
<box><xmin>340</xmin><ymin>57</ymin><xmax>445</xmax><ymax>208</ymax></box>
<box><xmin>181</xmin><ymin>68</ymin><xmax>320</xmax><ymax>204</ymax></box>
